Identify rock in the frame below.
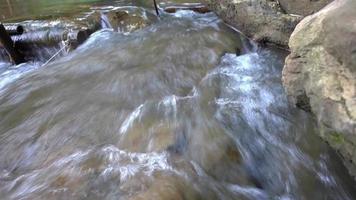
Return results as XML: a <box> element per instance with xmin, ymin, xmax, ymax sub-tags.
<box><xmin>185</xmin><ymin>119</ymin><xmax>257</xmax><ymax>186</ymax></box>
<box><xmin>282</xmin><ymin>0</ymin><xmax>356</xmax><ymax>175</ymax></box>
<box><xmin>118</xmin><ymin>122</ymin><xmax>177</xmax><ymax>153</ymax></box>
<box><xmin>1</xmin><ymin>6</ymin><xmax>157</xmax><ymax>63</ymax></box>
<box><xmin>102</xmin><ymin>7</ymin><xmax>158</xmax><ymax>34</ymax></box>
<box><xmin>203</xmin><ymin>0</ymin><xmax>303</xmax><ymax>46</ymax></box>
<box><xmin>128</xmin><ymin>175</ymin><xmax>200</xmax><ymax>200</ymax></box>
<box><xmin>278</xmin><ymin>0</ymin><xmax>333</xmax><ymax>16</ymax></box>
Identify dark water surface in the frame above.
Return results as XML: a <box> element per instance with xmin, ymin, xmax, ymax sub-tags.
<box><xmin>0</xmin><ymin>1</ymin><xmax>356</xmax><ymax>200</ymax></box>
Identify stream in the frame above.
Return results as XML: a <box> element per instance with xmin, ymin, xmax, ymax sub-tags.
<box><xmin>0</xmin><ymin>1</ymin><xmax>356</xmax><ymax>200</ymax></box>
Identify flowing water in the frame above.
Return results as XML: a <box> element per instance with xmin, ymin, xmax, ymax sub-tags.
<box><xmin>0</xmin><ymin>1</ymin><xmax>356</xmax><ymax>200</ymax></box>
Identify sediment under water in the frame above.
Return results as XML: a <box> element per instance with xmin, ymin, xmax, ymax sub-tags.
<box><xmin>0</xmin><ymin>3</ymin><xmax>356</xmax><ymax>200</ymax></box>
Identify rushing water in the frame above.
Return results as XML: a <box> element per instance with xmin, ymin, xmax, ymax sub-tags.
<box><xmin>1</xmin><ymin>1</ymin><xmax>356</xmax><ymax>200</ymax></box>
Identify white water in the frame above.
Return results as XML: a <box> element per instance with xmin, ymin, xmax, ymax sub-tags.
<box><xmin>0</xmin><ymin>5</ymin><xmax>355</xmax><ymax>200</ymax></box>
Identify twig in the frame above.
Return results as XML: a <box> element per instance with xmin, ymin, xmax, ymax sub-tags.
<box><xmin>41</xmin><ymin>43</ymin><xmax>67</xmax><ymax>67</ymax></box>
<box><xmin>153</xmin><ymin>0</ymin><xmax>160</xmax><ymax>16</ymax></box>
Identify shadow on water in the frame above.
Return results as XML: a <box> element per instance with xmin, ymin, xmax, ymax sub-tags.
<box><xmin>0</xmin><ymin>2</ymin><xmax>356</xmax><ymax>200</ymax></box>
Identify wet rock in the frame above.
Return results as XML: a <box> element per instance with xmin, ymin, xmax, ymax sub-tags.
<box><xmin>102</xmin><ymin>7</ymin><xmax>158</xmax><ymax>34</ymax></box>
<box><xmin>0</xmin><ymin>24</ymin><xmax>25</xmax><ymax>64</ymax></box>
<box><xmin>186</xmin><ymin>119</ymin><xmax>255</xmax><ymax>186</ymax></box>
<box><xmin>128</xmin><ymin>175</ymin><xmax>200</xmax><ymax>200</ymax></box>
<box><xmin>0</xmin><ymin>5</ymin><xmax>148</xmax><ymax>62</ymax></box>
<box><xmin>118</xmin><ymin>122</ymin><xmax>176</xmax><ymax>153</ymax></box>
<box><xmin>282</xmin><ymin>0</ymin><xmax>356</xmax><ymax>176</ymax></box>
<box><xmin>202</xmin><ymin>0</ymin><xmax>303</xmax><ymax>46</ymax></box>
<box><xmin>278</xmin><ymin>0</ymin><xmax>333</xmax><ymax>16</ymax></box>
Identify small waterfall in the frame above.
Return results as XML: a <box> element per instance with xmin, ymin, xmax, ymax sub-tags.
<box><xmin>0</xmin><ymin>48</ymin><xmax>10</xmax><ymax>63</ymax></box>
<box><xmin>100</xmin><ymin>12</ymin><xmax>113</xmax><ymax>29</ymax></box>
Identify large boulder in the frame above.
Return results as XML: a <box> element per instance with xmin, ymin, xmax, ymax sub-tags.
<box><xmin>278</xmin><ymin>0</ymin><xmax>332</xmax><ymax>16</ymax></box>
<box><xmin>283</xmin><ymin>0</ymin><xmax>356</xmax><ymax>175</ymax></box>
<box><xmin>203</xmin><ymin>0</ymin><xmax>303</xmax><ymax>46</ymax></box>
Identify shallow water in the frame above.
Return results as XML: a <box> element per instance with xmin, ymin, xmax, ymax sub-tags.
<box><xmin>0</xmin><ymin>1</ymin><xmax>356</xmax><ymax>200</ymax></box>
<box><xmin>0</xmin><ymin>0</ymin><xmax>201</xmax><ymax>22</ymax></box>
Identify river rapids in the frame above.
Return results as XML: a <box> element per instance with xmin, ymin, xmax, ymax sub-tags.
<box><xmin>0</xmin><ymin>2</ymin><xmax>355</xmax><ymax>200</ymax></box>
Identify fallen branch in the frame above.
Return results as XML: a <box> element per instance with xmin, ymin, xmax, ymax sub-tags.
<box><xmin>0</xmin><ymin>24</ymin><xmax>25</xmax><ymax>64</ymax></box>
<box><xmin>6</xmin><ymin>25</ymin><xmax>24</xmax><ymax>36</ymax></box>
<box><xmin>163</xmin><ymin>5</ymin><xmax>210</xmax><ymax>14</ymax></box>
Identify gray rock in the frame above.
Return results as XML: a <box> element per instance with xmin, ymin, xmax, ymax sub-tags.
<box><xmin>203</xmin><ymin>0</ymin><xmax>333</xmax><ymax>46</ymax></box>
<box><xmin>278</xmin><ymin>0</ymin><xmax>333</xmax><ymax>16</ymax></box>
<box><xmin>283</xmin><ymin>0</ymin><xmax>356</xmax><ymax>175</ymax></box>
<box><xmin>203</xmin><ymin>0</ymin><xmax>303</xmax><ymax>46</ymax></box>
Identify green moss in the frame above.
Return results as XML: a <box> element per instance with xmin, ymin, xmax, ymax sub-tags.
<box><xmin>328</xmin><ymin>131</ymin><xmax>345</xmax><ymax>145</ymax></box>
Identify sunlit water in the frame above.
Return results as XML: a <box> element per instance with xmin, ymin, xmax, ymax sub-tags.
<box><xmin>0</xmin><ymin>2</ymin><xmax>356</xmax><ymax>200</ymax></box>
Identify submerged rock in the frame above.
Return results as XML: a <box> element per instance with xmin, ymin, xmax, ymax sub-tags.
<box><xmin>128</xmin><ymin>175</ymin><xmax>200</xmax><ymax>200</ymax></box>
<box><xmin>283</xmin><ymin>0</ymin><xmax>356</xmax><ymax>175</ymax></box>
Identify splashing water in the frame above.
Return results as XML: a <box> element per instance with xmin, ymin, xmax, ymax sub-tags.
<box><xmin>0</xmin><ymin>3</ymin><xmax>355</xmax><ymax>200</ymax></box>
